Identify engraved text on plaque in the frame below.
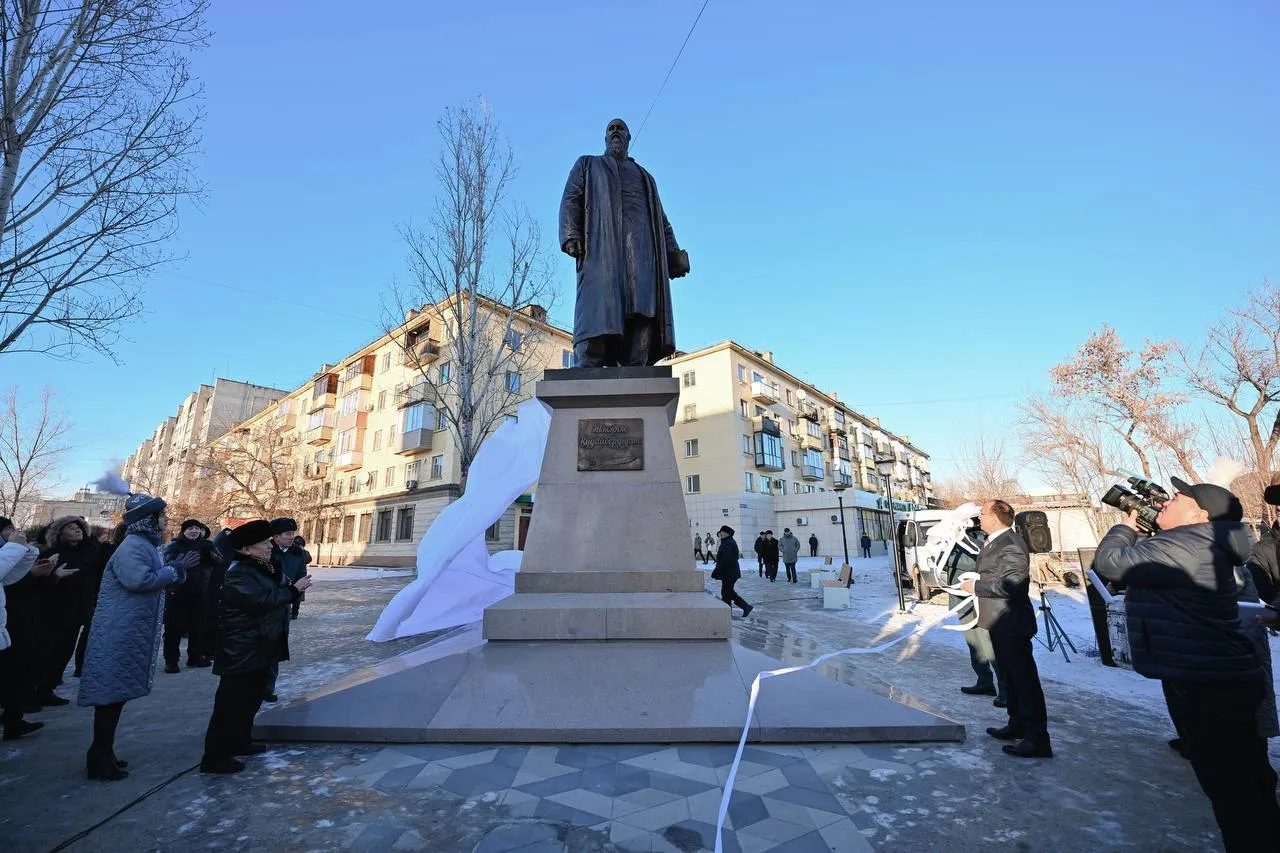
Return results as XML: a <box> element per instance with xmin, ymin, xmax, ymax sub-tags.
<box><xmin>577</xmin><ymin>418</ymin><xmax>644</xmax><ymax>471</ymax></box>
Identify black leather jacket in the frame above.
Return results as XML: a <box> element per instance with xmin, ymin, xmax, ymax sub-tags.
<box><xmin>213</xmin><ymin>555</ymin><xmax>296</xmax><ymax>676</ymax></box>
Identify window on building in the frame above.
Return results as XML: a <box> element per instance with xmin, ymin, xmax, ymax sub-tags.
<box><xmin>395</xmin><ymin>506</ymin><xmax>415</xmax><ymax>541</ymax></box>
<box><xmin>777</xmin><ymin>480</ymin><xmax>787</xmax><ymax>496</ymax></box>
<box><xmin>803</xmin><ymin>449</ymin><xmax>824</xmax><ymax>479</ymax></box>
<box><xmin>760</xmin><ymin>476</ymin><xmax>773</xmax><ymax>495</ymax></box>
<box><xmin>358</xmin><ymin>513</ymin><xmax>373</xmax><ymax>542</ymax></box>
<box><xmin>385</xmin><ymin>466</ymin><xmax>395</xmax><ymax>488</ymax></box>
<box><xmin>322</xmin><ymin>482</ymin><xmax>332</xmax><ymax>499</ymax></box>
<box><xmin>485</xmin><ymin>520</ymin><xmax>500</xmax><ymax>541</ymax></box>
<box><xmin>794</xmin><ymin>481</ymin><xmax>802</xmax><ymax>494</ymax></box>
<box><xmin>684</xmin><ymin>404</ymin><xmax>697</xmax><ymax>422</ymax></box>
<box><xmin>403</xmin><ymin>402</ymin><xmax>427</xmax><ymax>432</ymax></box>
<box><xmin>336</xmin><ymin>480</ymin><xmax>344</xmax><ymax>496</ymax></box>
<box><xmin>439</xmin><ymin>362</ymin><xmax>451</xmax><ymax>383</ymax></box>
<box><xmin>382</xmin><ymin>352</ymin><xmax>391</xmax><ymax>373</ymax></box>
<box><xmin>406</xmin><ymin>460</ymin><xmax>421</xmax><ymax>481</ymax></box>
<box><xmin>744</xmin><ymin>472</ymin><xmax>754</xmax><ymax>492</ymax></box>
<box><xmin>686</xmin><ymin>474</ymin><xmax>700</xmax><ymax>494</ymax></box>
<box><xmin>835</xmin><ymin>460</ymin><xmax>853</xmax><ymax>487</ymax></box>
<box><xmin>754</xmin><ymin>405</ymin><xmax>765</xmax><ymax>417</ymax></box>
<box><xmin>754</xmin><ymin>432</ymin><xmax>784</xmax><ymax>470</ymax></box>
<box><xmin>341</xmin><ymin>515</ymin><xmax>355</xmax><ymax>542</ymax></box>
<box><xmin>337</xmin><ymin>429</ymin><xmax>355</xmax><ymax>453</ymax></box>
<box><xmin>561</xmin><ymin>349</ymin><xmax>572</xmax><ymax>368</ymax></box>
<box><xmin>376</xmin><ymin>510</ymin><xmax>393</xmax><ymax>542</ymax></box>
<box><xmin>505</xmin><ymin>371</ymin><xmax>521</xmax><ymax>393</ymax></box>
<box><xmin>340</xmin><ymin>391</ymin><xmax>360</xmax><ymax>416</ymax></box>
<box><xmin>349</xmin><ymin>475</ymin><xmax>359</xmax><ymax>493</ymax></box>
<box><xmin>786</xmin><ymin>389</ymin><xmax>793</xmax><ymax>404</ymax></box>
<box><xmin>807</xmin><ymin>419</ymin><xmax>822</xmax><ymax>438</ymax></box>
<box><xmin>326</xmin><ymin>517</ymin><xmax>340</xmax><ymax>542</ymax></box>
<box><xmin>739</xmin><ymin>399</ymin><xmax>748</xmax><ymax>418</ymax></box>
<box><xmin>504</xmin><ymin>329</ymin><xmax>523</xmax><ymax>351</ymax></box>
<box><xmin>737</xmin><ymin>364</ymin><xmax>746</xmax><ymax>383</ymax></box>
<box><xmin>791</xmin><ymin>450</ymin><xmax>800</xmax><ymax>467</ymax></box>
<box><xmin>436</xmin><ymin>408</ymin><xmax>448</xmax><ymax>431</ymax></box>
<box><xmin>377</xmin><ymin>390</ymin><xmax>387</xmax><ymax>410</ymax></box>
<box><xmin>307</xmin><ymin>410</ymin><xmax>328</xmax><ymax>431</ymax></box>
<box><xmin>277</xmin><ymin>400</ymin><xmax>291</xmax><ymax>417</ymax></box>
<box><xmin>430</xmin><ymin>454</ymin><xmax>444</xmax><ymax>479</ymax></box>
<box><xmin>684</xmin><ymin>439</ymin><xmax>699</xmax><ymax>457</ymax></box>
<box><xmin>368</xmin><ymin>470</ymin><xmax>378</xmax><ymax>489</ymax></box>
<box><xmin>372</xmin><ymin>430</ymin><xmax>382</xmax><ymax>451</ymax></box>
<box><xmin>682</xmin><ymin>371</ymin><xmax>696</xmax><ymax>387</ymax></box>
<box><xmin>742</xmin><ymin>434</ymin><xmax>752</xmax><ymax>454</ymax></box>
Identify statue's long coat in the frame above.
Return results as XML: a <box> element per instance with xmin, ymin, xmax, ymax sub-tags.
<box><xmin>559</xmin><ymin>154</ymin><xmax>681</xmax><ymax>358</ymax></box>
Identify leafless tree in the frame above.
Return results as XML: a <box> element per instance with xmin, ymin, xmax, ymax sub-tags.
<box><xmin>937</xmin><ymin>429</ymin><xmax>1022</xmax><ymax>505</ymax></box>
<box><xmin>0</xmin><ymin>386</ymin><xmax>70</xmax><ymax>521</ymax></box>
<box><xmin>1019</xmin><ymin>395</ymin><xmax>1120</xmax><ymax>540</ymax></box>
<box><xmin>0</xmin><ymin>0</ymin><xmax>207</xmax><ymax>360</ymax></box>
<box><xmin>386</xmin><ymin>101</ymin><xmax>559</xmax><ymax>485</ymax></box>
<box><xmin>1050</xmin><ymin>325</ymin><xmax>1203</xmax><ymax>482</ymax></box>
<box><xmin>1178</xmin><ymin>280</ymin><xmax>1280</xmax><ymax>514</ymax></box>
<box><xmin>199</xmin><ymin>425</ymin><xmax>304</xmax><ymax>520</ymax></box>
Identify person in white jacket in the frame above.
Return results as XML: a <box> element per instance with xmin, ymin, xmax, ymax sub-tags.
<box><xmin>1</xmin><ymin>516</ymin><xmax>57</xmax><ymax>740</ymax></box>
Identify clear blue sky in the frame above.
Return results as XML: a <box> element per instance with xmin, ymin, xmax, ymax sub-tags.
<box><xmin>15</xmin><ymin>0</ymin><xmax>1279</xmax><ymax>493</ymax></box>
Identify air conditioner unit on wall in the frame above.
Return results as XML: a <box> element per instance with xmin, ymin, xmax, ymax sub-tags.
<box><xmin>795</xmin><ymin>516</ymin><xmax>809</xmax><ymax>526</ymax></box>
<box><xmin>406</xmin><ymin>479</ymin><xmax>418</xmax><ymax>491</ymax></box>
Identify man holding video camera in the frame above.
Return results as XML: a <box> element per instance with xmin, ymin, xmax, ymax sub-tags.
<box><xmin>1094</xmin><ymin>477</ymin><xmax>1280</xmax><ymax>852</ymax></box>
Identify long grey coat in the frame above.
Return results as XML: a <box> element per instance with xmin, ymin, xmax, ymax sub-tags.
<box><xmin>558</xmin><ymin>154</ymin><xmax>680</xmax><ymax>355</ymax></box>
<box><xmin>78</xmin><ymin>534</ymin><xmax>179</xmax><ymax>707</ymax></box>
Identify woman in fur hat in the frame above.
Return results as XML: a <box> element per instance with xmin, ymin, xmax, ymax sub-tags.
<box><xmin>36</xmin><ymin>515</ymin><xmax>96</xmax><ymax>705</ymax></box>
<box><xmin>161</xmin><ymin>519</ymin><xmax>218</xmax><ymax>672</ymax></box>
<box><xmin>201</xmin><ymin>519</ymin><xmax>311</xmax><ymax>774</ymax></box>
<box><xmin>77</xmin><ymin>494</ymin><xmax>200</xmax><ymax>781</ymax></box>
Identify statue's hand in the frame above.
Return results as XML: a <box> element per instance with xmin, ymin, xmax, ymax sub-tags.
<box><xmin>563</xmin><ymin>239</ymin><xmax>582</xmax><ymax>259</ymax></box>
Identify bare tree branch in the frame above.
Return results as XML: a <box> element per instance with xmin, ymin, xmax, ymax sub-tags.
<box><xmin>384</xmin><ymin>101</ymin><xmax>559</xmax><ymax>485</ymax></box>
<box><xmin>0</xmin><ymin>385</ymin><xmax>70</xmax><ymax>521</ymax></box>
<box><xmin>0</xmin><ymin>0</ymin><xmax>207</xmax><ymax>361</ymax></box>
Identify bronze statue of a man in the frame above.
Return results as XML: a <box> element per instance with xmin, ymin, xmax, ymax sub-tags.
<box><xmin>559</xmin><ymin>118</ymin><xmax>689</xmax><ymax>368</ymax></box>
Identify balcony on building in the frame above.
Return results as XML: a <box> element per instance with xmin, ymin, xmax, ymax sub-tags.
<box><xmin>304</xmin><ymin>463</ymin><xmax>328</xmax><ymax>480</ymax></box>
<box><xmin>337</xmin><ymin>408</ymin><xmax>368</xmax><ymax>433</ymax></box>
<box><xmin>750</xmin><ymin>379</ymin><xmax>779</xmax><ymax>404</ymax></box>
<box><xmin>396</xmin><ymin>428</ymin><xmax>433</xmax><ymax>455</ymax></box>
<box><xmin>803</xmin><ymin>432</ymin><xmax>824</xmax><ymax>452</ymax></box>
<box><xmin>799</xmin><ymin>401</ymin><xmax>819</xmax><ymax>422</ymax></box>
<box><xmin>401</xmin><ymin>334</ymin><xmax>441</xmax><ymax>367</ymax></box>
<box><xmin>305</xmin><ymin>424</ymin><xmax>334</xmax><ymax>445</ymax></box>
<box><xmin>828</xmin><ymin>411</ymin><xmax>848</xmax><ymax>435</ymax></box>
<box><xmin>336</xmin><ymin>450</ymin><xmax>364</xmax><ymax>471</ymax></box>
<box><xmin>309</xmin><ymin>373</ymin><xmax>338</xmax><ymax>413</ymax></box>
<box><xmin>835</xmin><ymin>471</ymin><xmax>853</xmax><ymax>488</ymax></box>
<box><xmin>802</xmin><ymin>463</ymin><xmax>824</xmax><ymax>481</ymax></box>
<box><xmin>396</xmin><ymin>381</ymin><xmax>438</xmax><ymax>408</ymax></box>
<box><xmin>274</xmin><ymin>410</ymin><xmax>297</xmax><ymax>431</ymax></box>
<box><xmin>834</xmin><ymin>444</ymin><xmax>851</xmax><ymax>461</ymax></box>
<box><xmin>341</xmin><ymin>355</ymin><xmax>377</xmax><ymax>393</ymax></box>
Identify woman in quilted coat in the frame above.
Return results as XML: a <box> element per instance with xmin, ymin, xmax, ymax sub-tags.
<box><xmin>77</xmin><ymin>494</ymin><xmax>200</xmax><ymax>781</ymax></box>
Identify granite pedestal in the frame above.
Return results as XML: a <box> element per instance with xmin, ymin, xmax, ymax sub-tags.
<box><xmin>254</xmin><ymin>368</ymin><xmax>964</xmax><ymax>745</ymax></box>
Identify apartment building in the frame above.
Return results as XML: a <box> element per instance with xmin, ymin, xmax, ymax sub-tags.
<box><xmin>125</xmin><ymin>299</ymin><xmax>574</xmax><ymax>566</ymax></box>
<box><xmin>663</xmin><ymin>342</ymin><xmax>934</xmax><ymax>553</ymax></box>
<box><xmin>121</xmin><ymin>379</ymin><xmax>288</xmax><ymax>504</ymax></box>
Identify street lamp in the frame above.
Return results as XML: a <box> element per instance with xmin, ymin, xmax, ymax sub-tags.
<box><xmin>875</xmin><ymin>456</ymin><xmax>906</xmax><ymax>613</ymax></box>
<box><xmin>832</xmin><ymin>484</ymin><xmax>851</xmax><ymax>584</ymax></box>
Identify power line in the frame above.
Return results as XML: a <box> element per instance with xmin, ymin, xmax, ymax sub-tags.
<box><xmin>633</xmin><ymin>0</ymin><xmax>713</xmax><ymax>145</ymax></box>
<box><xmin>168</xmin><ymin>271</ymin><xmax>381</xmax><ymax>324</ymax></box>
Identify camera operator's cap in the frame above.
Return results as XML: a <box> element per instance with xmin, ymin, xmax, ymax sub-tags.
<box><xmin>1171</xmin><ymin>477</ymin><xmax>1244</xmax><ymax>522</ymax></box>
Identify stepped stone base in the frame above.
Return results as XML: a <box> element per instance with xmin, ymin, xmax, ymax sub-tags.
<box><xmin>483</xmin><ymin>592</ymin><xmax>730</xmax><ymax>640</ymax></box>
<box><xmin>253</xmin><ymin>624</ymin><xmax>965</xmax><ymax>744</ymax></box>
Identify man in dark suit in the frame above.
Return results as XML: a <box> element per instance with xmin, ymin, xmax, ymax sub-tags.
<box><xmin>959</xmin><ymin>499</ymin><xmax>1051</xmax><ymax>759</ymax></box>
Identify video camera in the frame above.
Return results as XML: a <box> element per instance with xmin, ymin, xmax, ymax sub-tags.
<box><xmin>1101</xmin><ymin>471</ymin><xmax>1169</xmax><ymax>534</ymax></box>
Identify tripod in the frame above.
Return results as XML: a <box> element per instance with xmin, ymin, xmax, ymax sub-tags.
<box><xmin>1036</xmin><ymin>583</ymin><xmax>1077</xmax><ymax>663</ymax></box>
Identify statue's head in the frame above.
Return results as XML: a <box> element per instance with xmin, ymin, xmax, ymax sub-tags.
<box><xmin>604</xmin><ymin>118</ymin><xmax>630</xmax><ymax>159</ymax></box>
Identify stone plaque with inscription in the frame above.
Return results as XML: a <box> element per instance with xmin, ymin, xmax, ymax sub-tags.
<box><xmin>577</xmin><ymin>418</ymin><xmax>644</xmax><ymax>471</ymax></box>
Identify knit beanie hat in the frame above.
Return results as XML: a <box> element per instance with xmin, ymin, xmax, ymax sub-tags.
<box><xmin>123</xmin><ymin>493</ymin><xmax>167</xmax><ymax>524</ymax></box>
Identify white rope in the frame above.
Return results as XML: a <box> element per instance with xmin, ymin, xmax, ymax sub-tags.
<box><xmin>713</xmin><ymin>590</ymin><xmax>977</xmax><ymax>852</ymax></box>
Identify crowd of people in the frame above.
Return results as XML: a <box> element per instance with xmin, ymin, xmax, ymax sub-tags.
<box><xmin>954</xmin><ymin>478</ymin><xmax>1280</xmax><ymax>853</ymax></box>
<box><xmin>0</xmin><ymin>493</ymin><xmax>314</xmax><ymax>779</ymax></box>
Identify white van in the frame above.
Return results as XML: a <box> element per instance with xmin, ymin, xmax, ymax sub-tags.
<box><xmin>897</xmin><ymin>506</ymin><xmax>983</xmax><ymax>600</ymax></box>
